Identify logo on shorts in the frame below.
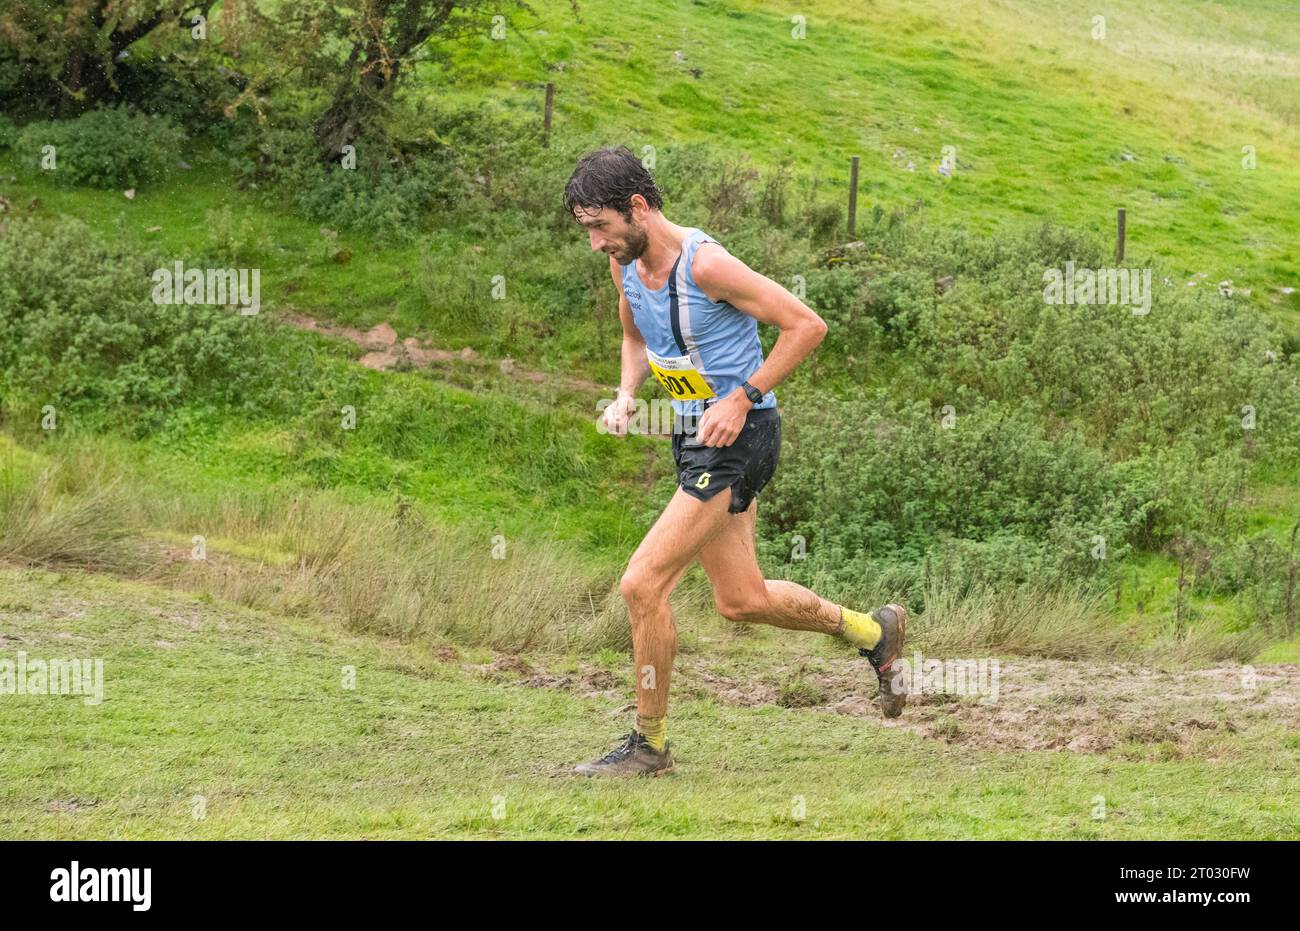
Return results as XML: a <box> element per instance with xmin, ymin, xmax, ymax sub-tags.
<box><xmin>695</xmin><ymin>472</ymin><xmax>711</xmax><ymax>489</ymax></box>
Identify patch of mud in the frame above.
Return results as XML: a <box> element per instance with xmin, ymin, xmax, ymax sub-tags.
<box><xmin>138</xmin><ymin>605</ymin><xmax>204</xmax><ymax>631</ymax></box>
<box><xmin>815</xmin><ymin>657</ymin><xmax>1300</xmax><ymax>755</ymax></box>
<box><xmin>155</xmin><ymin>541</ymin><xmax>239</xmax><ymax>573</ymax></box>
<box><xmin>46</xmin><ymin>798</ymin><xmax>98</xmax><ymax>813</ymax></box>
<box><xmin>456</xmin><ymin>650</ymin><xmax>1300</xmax><ymax>757</ymax></box>
<box><xmin>468</xmin><ymin>654</ymin><xmax>626</xmax><ymax>700</ymax></box>
<box><xmin>278</xmin><ymin>310</ymin><xmax>603</xmax><ymax>392</ymax></box>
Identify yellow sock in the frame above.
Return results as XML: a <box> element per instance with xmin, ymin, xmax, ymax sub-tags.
<box><xmin>636</xmin><ymin>714</ymin><xmax>667</xmax><ymax>752</ymax></box>
<box><xmin>837</xmin><ymin>605</ymin><xmax>882</xmax><ymax>650</ymax></box>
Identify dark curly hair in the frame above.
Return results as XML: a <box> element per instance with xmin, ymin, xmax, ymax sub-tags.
<box><xmin>563</xmin><ymin>146</ymin><xmax>664</xmax><ymax>222</ymax></box>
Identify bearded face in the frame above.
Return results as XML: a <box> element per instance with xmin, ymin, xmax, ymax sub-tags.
<box><xmin>577</xmin><ymin>205</ymin><xmax>651</xmax><ymax>265</ymax></box>
<box><xmin>611</xmin><ymin>216</ymin><xmax>650</xmax><ymax>265</ymax></box>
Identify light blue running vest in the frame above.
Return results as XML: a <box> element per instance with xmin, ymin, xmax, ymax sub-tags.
<box><xmin>621</xmin><ymin>228</ymin><xmax>777</xmax><ymax>418</ymax></box>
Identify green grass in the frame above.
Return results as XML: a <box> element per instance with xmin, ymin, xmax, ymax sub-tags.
<box><xmin>4</xmin><ymin>426</ymin><xmax>1283</xmax><ymax>668</ymax></box>
<box><xmin>4</xmin><ymin>0</ymin><xmax>1300</xmax><ymax>348</ymax></box>
<box><xmin>2</xmin><ymin>567</ymin><xmax>1296</xmax><ymax>839</ymax></box>
<box><xmin>3</xmin><ymin>1</ymin><xmax>1299</xmax><ymax>837</ymax></box>
<box><xmin>1255</xmin><ymin>638</ymin><xmax>1300</xmax><ymax>664</ymax></box>
<box><xmin>1114</xmin><ymin>552</ymin><xmax>1230</xmax><ymax>630</ymax></box>
<box><xmin>429</xmin><ymin>0</ymin><xmax>1300</xmax><ymax>325</ymax></box>
<box><xmin>1</xmin><ymin>332</ymin><xmax>666</xmax><ymax>561</ymax></box>
<box><xmin>0</xmin><ymin>151</ymin><xmax>429</xmax><ymax>334</ymax></box>
<box><xmin>1245</xmin><ymin>460</ymin><xmax>1300</xmax><ymax>542</ymax></box>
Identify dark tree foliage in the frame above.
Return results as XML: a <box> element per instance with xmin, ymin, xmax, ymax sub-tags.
<box><xmin>0</xmin><ymin>1</ymin><xmax>214</xmax><ymax>115</ymax></box>
<box><xmin>308</xmin><ymin>0</ymin><xmax>531</xmax><ymax>161</ymax></box>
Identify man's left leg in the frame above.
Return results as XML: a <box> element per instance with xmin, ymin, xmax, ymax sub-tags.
<box><xmin>696</xmin><ymin>498</ymin><xmax>909</xmax><ymax>717</ymax></box>
<box><xmin>696</xmin><ymin>497</ymin><xmax>839</xmax><ymax>634</ymax></box>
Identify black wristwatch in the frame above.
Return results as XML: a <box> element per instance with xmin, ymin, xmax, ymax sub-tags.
<box><xmin>741</xmin><ymin>381</ymin><xmax>764</xmax><ymax>404</ymax></box>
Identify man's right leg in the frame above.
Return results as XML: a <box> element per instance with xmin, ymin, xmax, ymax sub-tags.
<box><xmin>574</xmin><ymin>486</ymin><xmax>737</xmax><ymax>777</ymax></box>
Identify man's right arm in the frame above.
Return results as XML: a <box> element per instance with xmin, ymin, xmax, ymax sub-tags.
<box><xmin>612</xmin><ymin>256</ymin><xmax>651</xmax><ymax>399</ymax></box>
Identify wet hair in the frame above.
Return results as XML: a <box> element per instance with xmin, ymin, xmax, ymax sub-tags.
<box><xmin>564</xmin><ymin>146</ymin><xmax>664</xmax><ymax>222</ymax></box>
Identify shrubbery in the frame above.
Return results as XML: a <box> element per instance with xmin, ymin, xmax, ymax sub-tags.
<box><xmin>1192</xmin><ymin>532</ymin><xmax>1299</xmax><ymax>635</ymax></box>
<box><xmin>740</xmin><ymin>217</ymin><xmax>1300</xmax><ymax>618</ymax></box>
<box><xmin>797</xmin><ymin>221</ymin><xmax>1300</xmax><ymax>466</ymax></box>
<box><xmin>228</xmin><ymin>122</ymin><xmax>453</xmax><ymax>244</ymax></box>
<box><xmin>14</xmin><ymin>107</ymin><xmax>185</xmax><ymax>189</ymax></box>
<box><xmin>760</xmin><ymin>391</ymin><xmax>1156</xmax><ymax>593</ymax></box>
<box><xmin>227</xmin><ymin>97</ymin><xmax>554</xmax><ymax>243</ymax></box>
<box><xmin>0</xmin><ymin>217</ymin><xmax>277</xmax><ymax>433</ymax></box>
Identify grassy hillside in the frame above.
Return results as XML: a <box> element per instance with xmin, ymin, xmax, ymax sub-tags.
<box><xmin>2</xmin><ymin>0</ymin><xmax>1299</xmax><ymax>839</ymax></box>
<box><xmin>3</xmin><ymin>0</ymin><xmax>1298</xmax><ymax>341</ymax></box>
<box><xmin>3</xmin><ymin>567</ymin><xmax>1297</xmax><ymax>839</ymax></box>
<box><xmin>433</xmin><ymin>0</ymin><xmax>1300</xmax><ymax>326</ymax></box>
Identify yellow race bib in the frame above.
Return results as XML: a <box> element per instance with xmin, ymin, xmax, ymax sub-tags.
<box><xmin>646</xmin><ymin>348</ymin><xmax>716</xmax><ymax>401</ymax></box>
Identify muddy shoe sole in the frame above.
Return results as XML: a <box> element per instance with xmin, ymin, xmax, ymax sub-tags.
<box><xmin>574</xmin><ymin>760</ymin><xmax>675</xmax><ymax>778</ymax></box>
<box><xmin>861</xmin><ymin>603</ymin><xmax>908</xmax><ymax>718</ymax></box>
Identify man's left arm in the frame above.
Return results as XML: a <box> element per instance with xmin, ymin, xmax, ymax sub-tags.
<box><xmin>692</xmin><ymin>244</ymin><xmax>828</xmax><ymax>447</ymax></box>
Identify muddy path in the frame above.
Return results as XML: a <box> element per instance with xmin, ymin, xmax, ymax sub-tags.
<box><xmin>460</xmin><ymin>650</ymin><xmax>1300</xmax><ymax>758</ymax></box>
<box><xmin>277</xmin><ymin>310</ymin><xmax>606</xmax><ymax>394</ymax></box>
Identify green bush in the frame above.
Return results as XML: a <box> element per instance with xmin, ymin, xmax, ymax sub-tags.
<box><xmin>759</xmin><ymin>391</ymin><xmax>1156</xmax><ymax>592</ymax></box>
<box><xmin>806</xmin><ymin>221</ymin><xmax>1300</xmax><ymax>466</ymax></box>
<box><xmin>115</xmin><ymin>55</ymin><xmax>250</xmax><ymax>142</ymax></box>
<box><xmin>651</xmin><ymin>141</ymin><xmax>726</xmax><ymax>206</ymax></box>
<box><xmin>0</xmin><ymin>217</ymin><xmax>275</xmax><ymax>433</ymax></box>
<box><xmin>230</xmin><ymin>121</ymin><xmax>457</xmax><ymax>244</ymax></box>
<box><xmin>294</xmin><ymin>161</ymin><xmax>448</xmax><ymax>244</ymax></box>
<box><xmin>230</xmin><ymin>99</ymin><xmax>596</xmax><ymax>243</ymax></box>
<box><xmin>1194</xmin><ymin>533</ymin><xmax>1299</xmax><ymax>632</ymax></box>
<box><xmin>15</xmin><ymin>107</ymin><xmax>185</xmax><ymax>189</ymax></box>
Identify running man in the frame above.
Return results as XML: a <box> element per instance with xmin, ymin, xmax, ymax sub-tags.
<box><xmin>564</xmin><ymin>146</ymin><xmax>907</xmax><ymax>777</ymax></box>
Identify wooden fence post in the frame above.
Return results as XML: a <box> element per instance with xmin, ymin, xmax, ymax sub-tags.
<box><xmin>543</xmin><ymin>83</ymin><xmax>555</xmax><ymax>148</ymax></box>
<box><xmin>847</xmin><ymin>156</ymin><xmax>860</xmax><ymax>238</ymax></box>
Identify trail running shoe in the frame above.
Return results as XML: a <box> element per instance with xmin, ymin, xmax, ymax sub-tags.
<box><xmin>574</xmin><ymin>730</ymin><xmax>674</xmax><ymax>777</ymax></box>
<box><xmin>860</xmin><ymin>603</ymin><xmax>908</xmax><ymax>718</ymax></box>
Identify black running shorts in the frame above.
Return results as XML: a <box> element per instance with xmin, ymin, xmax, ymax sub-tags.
<box><xmin>672</xmin><ymin>406</ymin><xmax>781</xmax><ymax>514</ymax></box>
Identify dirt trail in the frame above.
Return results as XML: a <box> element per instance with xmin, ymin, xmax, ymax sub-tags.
<box><xmin>278</xmin><ymin>310</ymin><xmax>605</xmax><ymax>394</ymax></box>
<box><xmin>463</xmin><ymin>651</ymin><xmax>1300</xmax><ymax>757</ymax></box>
